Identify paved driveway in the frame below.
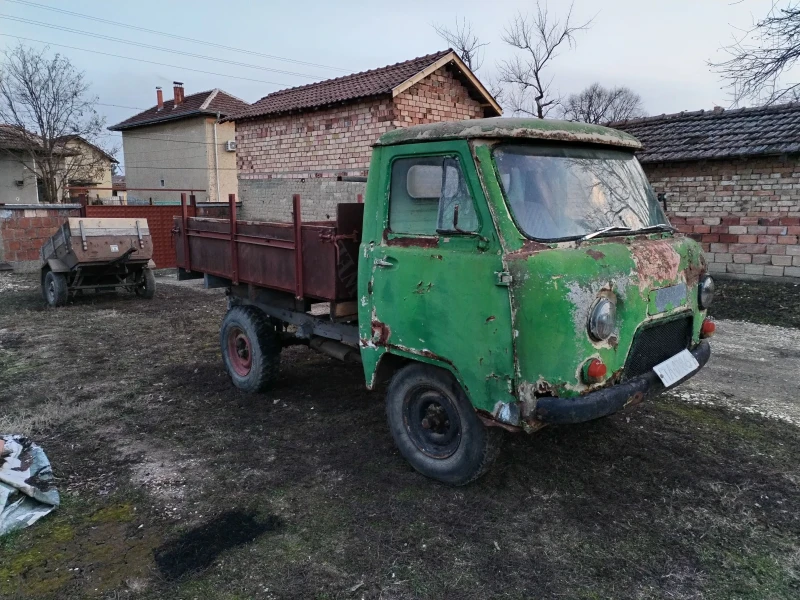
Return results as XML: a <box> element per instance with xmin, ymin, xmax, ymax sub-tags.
<box><xmin>672</xmin><ymin>319</ymin><xmax>800</xmax><ymax>426</ymax></box>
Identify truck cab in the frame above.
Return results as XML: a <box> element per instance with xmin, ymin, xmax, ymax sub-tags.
<box><xmin>357</xmin><ymin>118</ymin><xmax>713</xmax><ymax>483</ymax></box>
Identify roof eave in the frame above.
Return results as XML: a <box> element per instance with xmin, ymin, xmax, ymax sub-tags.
<box><xmin>638</xmin><ymin>149</ymin><xmax>800</xmax><ymax>163</ymax></box>
<box><xmin>224</xmin><ymin>92</ymin><xmax>393</xmax><ymax>123</ymax></box>
<box><xmin>108</xmin><ymin>110</ymin><xmax>216</xmax><ymax>131</ymax></box>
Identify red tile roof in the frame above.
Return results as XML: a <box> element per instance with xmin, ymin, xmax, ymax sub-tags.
<box><xmin>611</xmin><ymin>103</ymin><xmax>800</xmax><ymax>162</ymax></box>
<box><xmin>0</xmin><ymin>124</ymin><xmax>39</xmax><ymax>150</ymax></box>
<box><xmin>0</xmin><ymin>124</ymin><xmax>76</xmax><ymax>156</ymax></box>
<box><xmin>108</xmin><ymin>89</ymin><xmax>249</xmax><ymax>131</ymax></box>
<box><xmin>229</xmin><ymin>50</ymin><xmax>456</xmax><ymax>121</ymax></box>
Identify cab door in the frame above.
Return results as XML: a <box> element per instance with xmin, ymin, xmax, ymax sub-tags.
<box><xmin>359</xmin><ymin>141</ymin><xmax>515</xmax><ymax>413</ymax></box>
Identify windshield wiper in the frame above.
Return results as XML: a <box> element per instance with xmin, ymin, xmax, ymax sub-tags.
<box><xmin>579</xmin><ymin>225</ymin><xmax>632</xmax><ymax>241</ymax></box>
<box><xmin>632</xmin><ymin>223</ymin><xmax>676</xmax><ymax>234</ymax></box>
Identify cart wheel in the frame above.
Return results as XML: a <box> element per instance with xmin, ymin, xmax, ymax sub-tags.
<box><xmin>386</xmin><ymin>363</ymin><xmax>503</xmax><ymax>486</ymax></box>
<box><xmin>135</xmin><ymin>268</ymin><xmax>156</xmax><ymax>299</ymax></box>
<box><xmin>220</xmin><ymin>305</ymin><xmax>281</xmax><ymax>392</ymax></box>
<box><xmin>43</xmin><ymin>270</ymin><xmax>68</xmax><ymax>307</ymax></box>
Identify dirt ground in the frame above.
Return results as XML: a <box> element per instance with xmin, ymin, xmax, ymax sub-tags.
<box><xmin>1</xmin><ymin>273</ymin><xmax>799</xmax><ymax>599</ymax></box>
<box><xmin>709</xmin><ymin>277</ymin><xmax>800</xmax><ymax>329</ymax></box>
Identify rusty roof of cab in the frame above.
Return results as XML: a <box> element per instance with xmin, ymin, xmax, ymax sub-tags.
<box><xmin>375</xmin><ymin>117</ymin><xmax>642</xmax><ymax>150</ymax></box>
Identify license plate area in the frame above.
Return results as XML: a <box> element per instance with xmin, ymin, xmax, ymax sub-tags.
<box><xmin>653</xmin><ymin>349</ymin><xmax>699</xmax><ymax>387</ymax></box>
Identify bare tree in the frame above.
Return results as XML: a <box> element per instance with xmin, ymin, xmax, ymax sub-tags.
<box><xmin>0</xmin><ymin>44</ymin><xmax>111</xmax><ymax>203</ymax></box>
<box><xmin>482</xmin><ymin>74</ymin><xmax>507</xmax><ymax>108</ymax></box>
<box><xmin>713</xmin><ymin>2</ymin><xmax>800</xmax><ymax>106</ymax></box>
<box><xmin>433</xmin><ymin>17</ymin><xmax>488</xmax><ymax>72</ymax></box>
<box><xmin>559</xmin><ymin>83</ymin><xmax>646</xmax><ymax>124</ymax></box>
<box><xmin>498</xmin><ymin>3</ymin><xmax>593</xmax><ymax>118</ymax></box>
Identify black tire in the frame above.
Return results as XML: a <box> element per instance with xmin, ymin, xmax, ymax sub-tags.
<box><xmin>220</xmin><ymin>305</ymin><xmax>281</xmax><ymax>392</ymax></box>
<box><xmin>135</xmin><ymin>268</ymin><xmax>156</xmax><ymax>299</ymax></box>
<box><xmin>386</xmin><ymin>363</ymin><xmax>503</xmax><ymax>486</ymax></box>
<box><xmin>43</xmin><ymin>270</ymin><xmax>68</xmax><ymax>307</ymax></box>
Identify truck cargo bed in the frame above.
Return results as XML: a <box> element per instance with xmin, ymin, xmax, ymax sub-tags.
<box><xmin>174</xmin><ymin>196</ymin><xmax>363</xmax><ymax>303</ymax></box>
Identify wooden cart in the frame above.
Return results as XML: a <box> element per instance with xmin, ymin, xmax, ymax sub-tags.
<box><xmin>40</xmin><ymin>217</ymin><xmax>156</xmax><ymax>307</ymax></box>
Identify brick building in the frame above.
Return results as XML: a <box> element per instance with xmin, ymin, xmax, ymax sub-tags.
<box><xmin>228</xmin><ymin>50</ymin><xmax>501</xmax><ymax>221</ymax></box>
<box><xmin>614</xmin><ymin>104</ymin><xmax>800</xmax><ymax>281</ymax></box>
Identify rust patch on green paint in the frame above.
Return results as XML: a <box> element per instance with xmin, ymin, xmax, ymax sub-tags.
<box><xmin>586</xmin><ymin>249</ymin><xmax>605</xmax><ymax>261</ymax></box>
<box><xmin>630</xmin><ymin>240</ymin><xmax>681</xmax><ymax>290</ymax></box>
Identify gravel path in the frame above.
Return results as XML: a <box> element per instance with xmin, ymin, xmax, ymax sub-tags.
<box><xmin>671</xmin><ymin>319</ymin><xmax>800</xmax><ymax>426</ymax></box>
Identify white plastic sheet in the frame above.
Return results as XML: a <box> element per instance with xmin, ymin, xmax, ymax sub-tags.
<box><xmin>0</xmin><ymin>435</ymin><xmax>60</xmax><ymax>535</ymax></box>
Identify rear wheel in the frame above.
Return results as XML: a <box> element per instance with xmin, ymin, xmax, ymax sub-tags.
<box><xmin>386</xmin><ymin>363</ymin><xmax>503</xmax><ymax>485</ymax></box>
<box><xmin>43</xmin><ymin>270</ymin><xmax>68</xmax><ymax>307</ymax></box>
<box><xmin>135</xmin><ymin>268</ymin><xmax>156</xmax><ymax>299</ymax></box>
<box><xmin>220</xmin><ymin>305</ymin><xmax>281</xmax><ymax>392</ymax></box>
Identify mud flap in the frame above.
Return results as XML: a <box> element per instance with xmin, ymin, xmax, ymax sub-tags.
<box><xmin>45</xmin><ymin>258</ymin><xmax>69</xmax><ymax>273</ymax></box>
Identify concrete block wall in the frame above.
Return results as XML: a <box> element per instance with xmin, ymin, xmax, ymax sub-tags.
<box><xmin>644</xmin><ymin>156</ymin><xmax>800</xmax><ymax>280</ymax></box>
<box><xmin>239</xmin><ymin>179</ymin><xmax>365</xmax><ymax>222</ymax></box>
<box><xmin>0</xmin><ymin>205</ymin><xmax>82</xmax><ymax>272</ymax></box>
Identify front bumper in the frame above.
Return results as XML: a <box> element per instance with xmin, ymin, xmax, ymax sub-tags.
<box><xmin>533</xmin><ymin>341</ymin><xmax>711</xmax><ymax>425</ymax></box>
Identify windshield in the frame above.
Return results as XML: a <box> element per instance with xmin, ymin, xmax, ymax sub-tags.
<box><xmin>493</xmin><ymin>144</ymin><xmax>668</xmax><ymax>241</ymax></box>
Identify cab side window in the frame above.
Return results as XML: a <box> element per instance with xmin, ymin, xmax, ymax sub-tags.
<box><xmin>389</xmin><ymin>156</ymin><xmax>478</xmax><ymax>235</ymax></box>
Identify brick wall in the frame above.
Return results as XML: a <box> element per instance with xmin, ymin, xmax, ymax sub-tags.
<box><xmin>236</xmin><ymin>97</ymin><xmax>393</xmax><ymax>181</ymax></box>
<box><xmin>0</xmin><ymin>205</ymin><xmax>82</xmax><ymax>272</ymax></box>
<box><xmin>643</xmin><ymin>156</ymin><xmax>800</xmax><ymax>280</ymax></box>
<box><xmin>235</xmin><ymin>65</ymin><xmax>485</xmax><ymax>221</ymax></box>
<box><xmin>391</xmin><ymin>67</ymin><xmax>484</xmax><ymax>126</ymax></box>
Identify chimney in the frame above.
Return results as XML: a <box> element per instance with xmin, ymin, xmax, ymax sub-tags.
<box><xmin>173</xmin><ymin>81</ymin><xmax>184</xmax><ymax>107</ymax></box>
<box><xmin>156</xmin><ymin>87</ymin><xmax>163</xmax><ymax>111</ymax></box>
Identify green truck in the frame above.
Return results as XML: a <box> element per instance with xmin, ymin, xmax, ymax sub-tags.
<box><xmin>174</xmin><ymin>117</ymin><xmax>715</xmax><ymax>485</ymax></box>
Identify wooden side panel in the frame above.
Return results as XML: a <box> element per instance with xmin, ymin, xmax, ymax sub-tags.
<box><xmin>84</xmin><ymin>205</ymin><xmax>196</xmax><ymax>268</ymax></box>
<box><xmin>175</xmin><ymin>204</ymin><xmax>365</xmax><ymax>302</ymax></box>
<box><xmin>67</xmin><ymin>217</ymin><xmax>151</xmax><ymax>235</ymax></box>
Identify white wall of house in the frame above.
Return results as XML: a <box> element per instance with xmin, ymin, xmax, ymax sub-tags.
<box><xmin>64</xmin><ymin>140</ymin><xmax>115</xmax><ymax>202</ymax></box>
<box><xmin>205</xmin><ymin>119</ymin><xmax>238</xmax><ymax>203</ymax></box>
<box><xmin>0</xmin><ymin>153</ymin><xmax>38</xmax><ymax>204</ymax></box>
<box><xmin>122</xmin><ymin>116</ymin><xmax>211</xmax><ymax>203</ymax></box>
<box><xmin>121</xmin><ymin>116</ymin><xmax>238</xmax><ymax>203</ymax></box>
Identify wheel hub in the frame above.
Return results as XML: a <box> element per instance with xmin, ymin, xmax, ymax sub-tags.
<box><xmin>227</xmin><ymin>327</ymin><xmax>252</xmax><ymax>376</ymax></box>
<box><xmin>405</xmin><ymin>387</ymin><xmax>461</xmax><ymax>459</ymax></box>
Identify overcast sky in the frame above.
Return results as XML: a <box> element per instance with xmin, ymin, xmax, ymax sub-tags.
<box><xmin>2</xmin><ymin>0</ymin><xmax>797</xmax><ymax>154</ymax></box>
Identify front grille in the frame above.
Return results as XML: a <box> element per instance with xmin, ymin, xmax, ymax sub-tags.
<box><xmin>623</xmin><ymin>315</ymin><xmax>693</xmax><ymax>379</ymax></box>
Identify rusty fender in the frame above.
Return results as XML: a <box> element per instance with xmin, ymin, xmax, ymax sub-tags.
<box><xmin>533</xmin><ymin>341</ymin><xmax>711</xmax><ymax>425</ymax></box>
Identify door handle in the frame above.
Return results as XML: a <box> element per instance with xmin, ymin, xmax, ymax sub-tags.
<box><xmin>374</xmin><ymin>258</ymin><xmax>393</xmax><ymax>267</ymax></box>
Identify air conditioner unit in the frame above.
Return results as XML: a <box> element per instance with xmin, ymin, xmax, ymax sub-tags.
<box><xmin>225</xmin><ymin>140</ymin><xmax>237</xmax><ymax>152</ymax></box>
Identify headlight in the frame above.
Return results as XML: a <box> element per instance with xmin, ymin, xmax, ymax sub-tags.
<box><xmin>588</xmin><ymin>298</ymin><xmax>616</xmax><ymax>341</ymax></box>
<box><xmin>698</xmin><ymin>275</ymin><xmax>714</xmax><ymax>309</ymax></box>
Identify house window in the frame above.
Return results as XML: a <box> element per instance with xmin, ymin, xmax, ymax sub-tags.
<box><xmin>160</xmin><ymin>179</ymin><xmax>165</xmax><ymax>188</ymax></box>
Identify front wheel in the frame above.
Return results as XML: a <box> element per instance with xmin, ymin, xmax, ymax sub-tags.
<box><xmin>42</xmin><ymin>270</ymin><xmax>68</xmax><ymax>307</ymax></box>
<box><xmin>220</xmin><ymin>305</ymin><xmax>281</xmax><ymax>392</ymax></box>
<box><xmin>386</xmin><ymin>363</ymin><xmax>503</xmax><ymax>485</ymax></box>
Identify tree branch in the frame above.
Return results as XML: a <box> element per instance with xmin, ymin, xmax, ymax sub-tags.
<box><xmin>498</xmin><ymin>2</ymin><xmax>593</xmax><ymax>118</ymax></box>
<box><xmin>712</xmin><ymin>3</ymin><xmax>800</xmax><ymax>105</ymax></box>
